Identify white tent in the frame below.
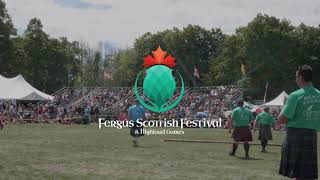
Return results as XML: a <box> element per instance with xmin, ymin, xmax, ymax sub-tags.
<box><xmin>263</xmin><ymin>91</ymin><xmax>288</xmax><ymax>106</ymax></box>
<box><xmin>224</xmin><ymin>110</ymin><xmax>232</xmax><ymax>118</ymax></box>
<box><xmin>244</xmin><ymin>101</ymin><xmax>258</xmax><ymax>109</ymax></box>
<box><xmin>0</xmin><ymin>74</ymin><xmax>54</xmax><ymax>101</ymax></box>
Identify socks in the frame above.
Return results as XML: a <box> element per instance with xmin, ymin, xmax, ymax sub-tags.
<box><xmin>230</xmin><ymin>143</ymin><xmax>238</xmax><ymax>155</ymax></box>
<box><xmin>133</xmin><ymin>137</ymin><xmax>139</xmax><ymax>147</ymax></box>
<box><xmin>244</xmin><ymin>143</ymin><xmax>250</xmax><ymax>157</ymax></box>
<box><xmin>261</xmin><ymin>139</ymin><xmax>268</xmax><ymax>151</ymax></box>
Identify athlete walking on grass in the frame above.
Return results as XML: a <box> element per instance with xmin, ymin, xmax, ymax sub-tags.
<box><xmin>128</xmin><ymin>100</ymin><xmax>146</xmax><ymax>147</ymax></box>
<box><xmin>228</xmin><ymin>100</ymin><xmax>254</xmax><ymax>160</ymax></box>
<box><xmin>254</xmin><ymin>107</ymin><xmax>275</xmax><ymax>153</ymax></box>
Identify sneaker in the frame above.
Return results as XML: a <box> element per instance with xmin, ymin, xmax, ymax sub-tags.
<box><xmin>244</xmin><ymin>155</ymin><xmax>250</xmax><ymax>160</ymax></box>
<box><xmin>229</xmin><ymin>151</ymin><xmax>235</xmax><ymax>156</ymax></box>
<box><xmin>261</xmin><ymin>149</ymin><xmax>266</xmax><ymax>153</ymax></box>
<box><xmin>133</xmin><ymin>140</ymin><xmax>138</xmax><ymax>147</ymax></box>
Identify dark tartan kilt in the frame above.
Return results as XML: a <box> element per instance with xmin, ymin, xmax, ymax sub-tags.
<box><xmin>231</xmin><ymin>126</ymin><xmax>252</xmax><ymax>142</ymax></box>
<box><xmin>258</xmin><ymin>124</ymin><xmax>273</xmax><ymax>140</ymax></box>
<box><xmin>279</xmin><ymin>127</ymin><xmax>318</xmax><ymax>179</ymax></box>
<box><xmin>130</xmin><ymin>122</ymin><xmax>144</xmax><ymax>137</ymax></box>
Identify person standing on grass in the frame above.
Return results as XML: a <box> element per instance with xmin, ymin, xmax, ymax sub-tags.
<box><xmin>128</xmin><ymin>100</ymin><xmax>146</xmax><ymax>147</ymax></box>
<box><xmin>83</xmin><ymin>106</ymin><xmax>91</xmax><ymax>125</ymax></box>
<box><xmin>228</xmin><ymin>99</ymin><xmax>254</xmax><ymax>160</ymax></box>
<box><xmin>278</xmin><ymin>65</ymin><xmax>320</xmax><ymax>180</ymax></box>
<box><xmin>254</xmin><ymin>107</ymin><xmax>275</xmax><ymax>153</ymax></box>
<box><xmin>0</xmin><ymin>111</ymin><xmax>4</xmax><ymax>130</ymax></box>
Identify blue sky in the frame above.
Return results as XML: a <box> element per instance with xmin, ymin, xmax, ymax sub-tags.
<box><xmin>4</xmin><ymin>0</ymin><xmax>320</xmax><ymax>47</ymax></box>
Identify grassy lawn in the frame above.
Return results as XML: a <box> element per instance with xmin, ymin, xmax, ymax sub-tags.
<box><xmin>0</xmin><ymin>124</ymin><xmax>317</xmax><ymax>180</ymax></box>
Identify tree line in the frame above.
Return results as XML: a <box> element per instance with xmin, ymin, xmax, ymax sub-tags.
<box><xmin>1</xmin><ymin>0</ymin><xmax>319</xmax><ymax>100</ymax></box>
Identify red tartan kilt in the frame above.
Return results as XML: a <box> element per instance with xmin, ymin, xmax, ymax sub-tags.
<box><xmin>231</xmin><ymin>127</ymin><xmax>252</xmax><ymax>142</ymax></box>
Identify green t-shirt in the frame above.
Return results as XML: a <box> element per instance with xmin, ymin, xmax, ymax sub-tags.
<box><xmin>282</xmin><ymin>85</ymin><xmax>320</xmax><ymax>130</ymax></box>
<box><xmin>256</xmin><ymin>111</ymin><xmax>275</xmax><ymax>125</ymax></box>
<box><xmin>231</xmin><ymin>107</ymin><xmax>253</xmax><ymax>127</ymax></box>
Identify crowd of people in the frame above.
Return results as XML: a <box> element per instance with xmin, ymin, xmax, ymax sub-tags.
<box><xmin>0</xmin><ymin>65</ymin><xmax>317</xmax><ymax>180</ymax></box>
<box><xmin>0</xmin><ymin>86</ymin><xmax>244</xmax><ymax>124</ymax></box>
<box><xmin>1</xmin><ymin>66</ymin><xmax>317</xmax><ymax>180</ymax></box>
<box><xmin>0</xmin><ymin>85</ymin><xmax>289</xmax><ymax>129</ymax></box>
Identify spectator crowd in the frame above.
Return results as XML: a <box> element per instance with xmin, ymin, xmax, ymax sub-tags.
<box><xmin>0</xmin><ymin>86</ymin><xmax>286</xmax><ymax>128</ymax></box>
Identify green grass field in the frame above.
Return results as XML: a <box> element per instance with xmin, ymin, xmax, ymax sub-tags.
<box><xmin>0</xmin><ymin>124</ymin><xmax>318</xmax><ymax>180</ymax></box>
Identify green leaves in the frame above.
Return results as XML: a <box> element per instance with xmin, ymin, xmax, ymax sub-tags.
<box><xmin>1</xmin><ymin>0</ymin><xmax>320</xmax><ymax>99</ymax></box>
<box><xmin>133</xmin><ymin>25</ymin><xmax>225</xmax><ymax>86</ymax></box>
<box><xmin>205</xmin><ymin>14</ymin><xmax>320</xmax><ymax>100</ymax></box>
<box><xmin>0</xmin><ymin>0</ymin><xmax>16</xmax><ymax>77</ymax></box>
<box><xmin>0</xmin><ymin>12</ymin><xmax>82</xmax><ymax>93</ymax></box>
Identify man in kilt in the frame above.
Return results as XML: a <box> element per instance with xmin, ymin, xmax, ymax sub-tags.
<box><xmin>228</xmin><ymin>100</ymin><xmax>254</xmax><ymax>160</ymax></box>
<box><xmin>278</xmin><ymin>65</ymin><xmax>320</xmax><ymax>180</ymax></box>
<box><xmin>254</xmin><ymin>107</ymin><xmax>275</xmax><ymax>153</ymax></box>
<box><xmin>128</xmin><ymin>100</ymin><xmax>146</xmax><ymax>147</ymax></box>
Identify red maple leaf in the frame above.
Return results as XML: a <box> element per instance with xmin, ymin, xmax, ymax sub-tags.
<box><xmin>163</xmin><ymin>55</ymin><xmax>176</xmax><ymax>68</ymax></box>
<box><xmin>143</xmin><ymin>55</ymin><xmax>157</xmax><ymax>67</ymax></box>
<box><xmin>143</xmin><ymin>46</ymin><xmax>177</xmax><ymax>68</ymax></box>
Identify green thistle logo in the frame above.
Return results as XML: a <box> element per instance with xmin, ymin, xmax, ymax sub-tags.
<box><xmin>134</xmin><ymin>47</ymin><xmax>185</xmax><ymax>112</ymax></box>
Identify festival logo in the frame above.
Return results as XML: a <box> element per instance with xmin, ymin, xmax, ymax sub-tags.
<box><xmin>134</xmin><ymin>46</ymin><xmax>185</xmax><ymax>112</ymax></box>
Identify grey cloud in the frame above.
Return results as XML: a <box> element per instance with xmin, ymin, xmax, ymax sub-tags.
<box><xmin>4</xmin><ymin>0</ymin><xmax>320</xmax><ymax>47</ymax></box>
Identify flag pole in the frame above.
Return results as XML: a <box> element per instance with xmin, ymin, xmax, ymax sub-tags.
<box><xmin>263</xmin><ymin>82</ymin><xmax>269</xmax><ymax>103</ymax></box>
<box><xmin>193</xmin><ymin>74</ymin><xmax>196</xmax><ymax>91</ymax></box>
<box><xmin>193</xmin><ymin>66</ymin><xmax>196</xmax><ymax>91</ymax></box>
<box><xmin>240</xmin><ymin>63</ymin><xmax>246</xmax><ymax>95</ymax></box>
<box><xmin>67</xmin><ymin>70</ymin><xmax>70</xmax><ymax>88</ymax></box>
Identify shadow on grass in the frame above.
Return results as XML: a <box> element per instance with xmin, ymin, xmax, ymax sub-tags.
<box><xmin>261</xmin><ymin>151</ymin><xmax>279</xmax><ymax>155</ymax></box>
<box><xmin>133</xmin><ymin>146</ymin><xmax>153</xmax><ymax>149</ymax></box>
<box><xmin>234</xmin><ymin>156</ymin><xmax>264</xmax><ymax>160</ymax></box>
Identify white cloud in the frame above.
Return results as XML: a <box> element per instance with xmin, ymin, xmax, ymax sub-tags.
<box><xmin>4</xmin><ymin>0</ymin><xmax>320</xmax><ymax>48</ymax></box>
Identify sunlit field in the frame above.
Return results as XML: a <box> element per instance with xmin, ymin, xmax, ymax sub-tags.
<box><xmin>0</xmin><ymin>124</ymin><xmax>318</xmax><ymax>180</ymax></box>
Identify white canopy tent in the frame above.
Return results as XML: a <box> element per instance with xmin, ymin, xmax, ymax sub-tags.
<box><xmin>0</xmin><ymin>74</ymin><xmax>54</xmax><ymax>101</ymax></box>
<box><xmin>263</xmin><ymin>91</ymin><xmax>288</xmax><ymax>106</ymax></box>
<box><xmin>224</xmin><ymin>102</ymin><xmax>259</xmax><ymax>118</ymax></box>
<box><xmin>244</xmin><ymin>101</ymin><xmax>259</xmax><ymax>109</ymax></box>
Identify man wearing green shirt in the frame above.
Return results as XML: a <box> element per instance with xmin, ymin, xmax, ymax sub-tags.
<box><xmin>254</xmin><ymin>107</ymin><xmax>275</xmax><ymax>152</ymax></box>
<box><xmin>228</xmin><ymin>100</ymin><xmax>254</xmax><ymax>160</ymax></box>
<box><xmin>278</xmin><ymin>65</ymin><xmax>320</xmax><ymax>180</ymax></box>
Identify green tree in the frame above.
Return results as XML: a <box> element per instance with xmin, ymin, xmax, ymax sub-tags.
<box><xmin>91</xmin><ymin>51</ymin><xmax>102</xmax><ymax>86</ymax></box>
<box><xmin>240</xmin><ymin>14</ymin><xmax>296</xmax><ymax>98</ymax></box>
<box><xmin>205</xmin><ymin>14</ymin><xmax>299</xmax><ymax>99</ymax></box>
<box><xmin>0</xmin><ymin>0</ymin><xmax>17</xmax><ymax>76</ymax></box>
<box><xmin>44</xmin><ymin>37</ymin><xmax>81</xmax><ymax>92</ymax></box>
<box><xmin>8</xmin><ymin>37</ymin><xmax>29</xmax><ymax>77</ymax></box>
<box><xmin>112</xmin><ymin>49</ymin><xmax>139</xmax><ymax>86</ymax></box>
<box><xmin>133</xmin><ymin>25</ymin><xmax>225</xmax><ymax>86</ymax></box>
<box><xmin>291</xmin><ymin>24</ymin><xmax>320</xmax><ymax>89</ymax></box>
<box><xmin>24</xmin><ymin>18</ymin><xmax>49</xmax><ymax>91</ymax></box>
<box><xmin>204</xmin><ymin>35</ymin><xmax>245</xmax><ymax>86</ymax></box>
